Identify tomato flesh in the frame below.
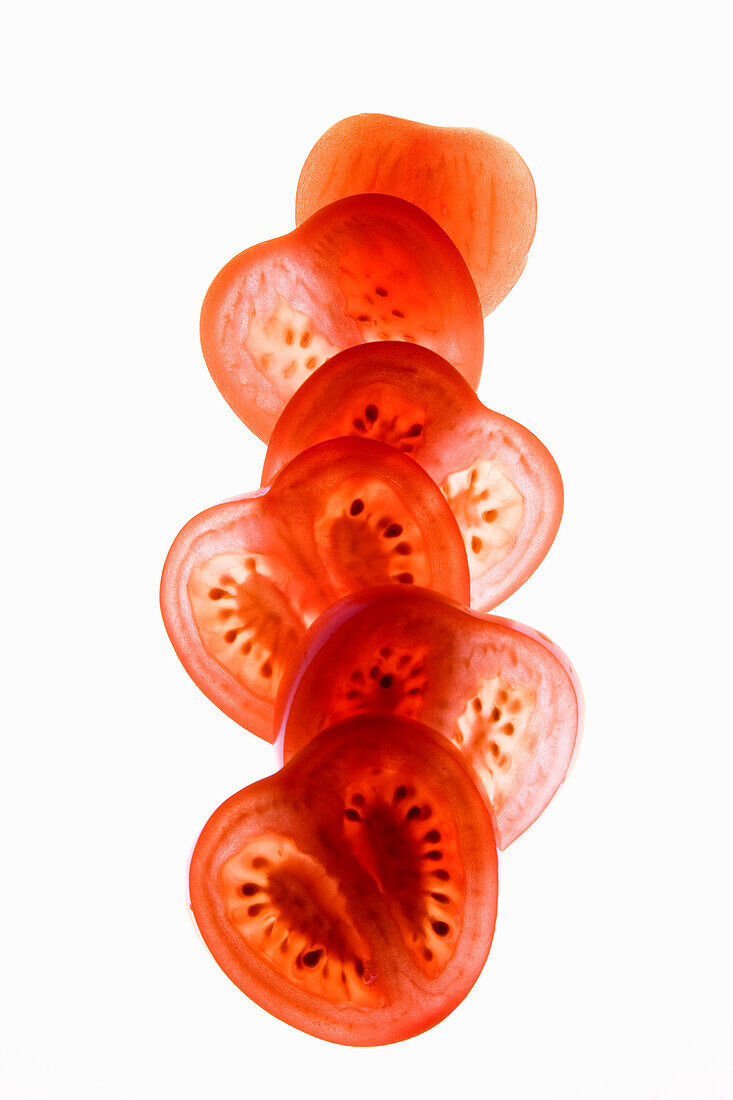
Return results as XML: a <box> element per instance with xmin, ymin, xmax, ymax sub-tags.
<box><xmin>296</xmin><ymin>114</ymin><xmax>536</xmax><ymax>317</ymax></box>
<box><xmin>275</xmin><ymin>586</ymin><xmax>582</xmax><ymax>849</ymax></box>
<box><xmin>160</xmin><ymin>439</ymin><xmax>470</xmax><ymax>742</ymax></box>
<box><xmin>263</xmin><ymin>342</ymin><xmax>562</xmax><ymax>611</ymax></box>
<box><xmin>189</xmin><ymin>715</ymin><xmax>498</xmax><ymax>1045</ymax></box>
<box><xmin>201</xmin><ymin>194</ymin><xmax>484</xmax><ymax>440</ymax></box>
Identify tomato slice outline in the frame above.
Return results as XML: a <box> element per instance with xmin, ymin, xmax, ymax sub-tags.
<box><xmin>263</xmin><ymin>341</ymin><xmax>563</xmax><ymax>612</ymax></box>
<box><xmin>296</xmin><ymin>113</ymin><xmax>536</xmax><ymax>317</ymax></box>
<box><xmin>274</xmin><ymin>586</ymin><xmax>583</xmax><ymax>849</ymax></box>
<box><xmin>160</xmin><ymin>440</ymin><xmax>470</xmax><ymax>742</ymax></box>
<box><xmin>200</xmin><ymin>193</ymin><xmax>484</xmax><ymax>441</ymax></box>
<box><xmin>188</xmin><ymin>715</ymin><xmax>499</xmax><ymax>1045</ymax></box>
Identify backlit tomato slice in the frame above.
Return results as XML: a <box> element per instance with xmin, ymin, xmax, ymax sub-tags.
<box><xmin>200</xmin><ymin>194</ymin><xmax>484</xmax><ymax>441</ymax></box>
<box><xmin>275</xmin><ymin>586</ymin><xmax>582</xmax><ymax>849</ymax></box>
<box><xmin>296</xmin><ymin>114</ymin><xmax>536</xmax><ymax>317</ymax></box>
<box><xmin>263</xmin><ymin>342</ymin><xmax>562</xmax><ymax>611</ymax></box>
<box><xmin>160</xmin><ymin>440</ymin><xmax>469</xmax><ymax>742</ymax></box>
<box><xmin>189</xmin><ymin>715</ymin><xmax>498</xmax><ymax>1045</ymax></box>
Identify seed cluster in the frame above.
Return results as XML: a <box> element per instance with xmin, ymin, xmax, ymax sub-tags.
<box><xmin>341</xmin><ymin>772</ymin><xmax>464</xmax><ymax>976</ymax></box>
<box><xmin>455</xmin><ymin>676</ymin><xmax>535</xmax><ymax>805</ymax></box>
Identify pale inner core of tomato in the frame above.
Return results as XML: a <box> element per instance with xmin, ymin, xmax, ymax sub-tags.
<box><xmin>342</xmin><ymin>768</ymin><xmax>464</xmax><ymax>978</ymax></box>
<box><xmin>246</xmin><ymin>295</ymin><xmax>340</xmax><ymax>393</ymax></box>
<box><xmin>313</xmin><ymin>478</ymin><xmax>430</xmax><ymax>595</ymax></box>
<box><xmin>188</xmin><ymin>553</ymin><xmax>305</xmax><ymax>702</ymax></box>
<box><xmin>441</xmin><ymin>459</ymin><xmax>523</xmax><ymax>578</ymax></box>
<box><xmin>455</xmin><ymin>676</ymin><xmax>535</xmax><ymax>807</ymax></box>
<box><xmin>220</xmin><ymin>832</ymin><xmax>383</xmax><ymax>1007</ymax></box>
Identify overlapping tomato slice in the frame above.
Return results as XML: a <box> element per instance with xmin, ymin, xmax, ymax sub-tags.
<box><xmin>160</xmin><ymin>439</ymin><xmax>469</xmax><ymax>741</ymax></box>
<box><xmin>275</xmin><ymin>586</ymin><xmax>582</xmax><ymax>849</ymax></box>
<box><xmin>263</xmin><ymin>341</ymin><xmax>562</xmax><ymax>611</ymax></box>
<box><xmin>189</xmin><ymin>715</ymin><xmax>498</xmax><ymax>1045</ymax></box>
<box><xmin>295</xmin><ymin>113</ymin><xmax>536</xmax><ymax>317</ymax></box>
<box><xmin>200</xmin><ymin>193</ymin><xmax>484</xmax><ymax>441</ymax></box>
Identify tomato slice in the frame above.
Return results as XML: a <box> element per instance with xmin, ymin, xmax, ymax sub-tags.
<box><xmin>189</xmin><ymin>715</ymin><xmax>498</xmax><ymax>1045</ymax></box>
<box><xmin>160</xmin><ymin>440</ymin><xmax>470</xmax><ymax>742</ymax></box>
<box><xmin>275</xmin><ymin>586</ymin><xmax>582</xmax><ymax>849</ymax></box>
<box><xmin>200</xmin><ymin>193</ymin><xmax>484</xmax><ymax>441</ymax></box>
<box><xmin>296</xmin><ymin>114</ymin><xmax>536</xmax><ymax>317</ymax></box>
<box><xmin>263</xmin><ymin>341</ymin><xmax>562</xmax><ymax>611</ymax></box>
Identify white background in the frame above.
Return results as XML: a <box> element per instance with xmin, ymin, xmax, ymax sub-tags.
<box><xmin>2</xmin><ymin>1</ymin><xmax>731</xmax><ymax>1097</ymax></box>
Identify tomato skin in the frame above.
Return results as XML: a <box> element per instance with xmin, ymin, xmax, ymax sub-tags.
<box><xmin>263</xmin><ymin>341</ymin><xmax>563</xmax><ymax>612</ymax></box>
<box><xmin>160</xmin><ymin>439</ymin><xmax>470</xmax><ymax>742</ymax></box>
<box><xmin>188</xmin><ymin>715</ymin><xmax>499</xmax><ymax>1045</ymax></box>
<box><xmin>275</xmin><ymin>586</ymin><xmax>582</xmax><ymax>849</ymax></box>
<box><xmin>200</xmin><ymin>193</ymin><xmax>484</xmax><ymax>441</ymax></box>
<box><xmin>296</xmin><ymin>114</ymin><xmax>536</xmax><ymax>317</ymax></box>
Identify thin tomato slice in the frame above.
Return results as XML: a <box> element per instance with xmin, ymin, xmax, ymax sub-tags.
<box><xmin>263</xmin><ymin>342</ymin><xmax>562</xmax><ymax>611</ymax></box>
<box><xmin>189</xmin><ymin>715</ymin><xmax>498</xmax><ymax>1045</ymax></box>
<box><xmin>160</xmin><ymin>440</ymin><xmax>469</xmax><ymax>742</ymax></box>
<box><xmin>275</xmin><ymin>586</ymin><xmax>582</xmax><ymax>849</ymax></box>
<box><xmin>200</xmin><ymin>194</ymin><xmax>484</xmax><ymax>441</ymax></box>
<box><xmin>296</xmin><ymin>114</ymin><xmax>536</xmax><ymax>317</ymax></box>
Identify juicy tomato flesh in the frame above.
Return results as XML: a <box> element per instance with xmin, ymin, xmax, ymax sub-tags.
<box><xmin>160</xmin><ymin>439</ymin><xmax>470</xmax><ymax>742</ymax></box>
<box><xmin>200</xmin><ymin>193</ymin><xmax>484</xmax><ymax>441</ymax></box>
<box><xmin>263</xmin><ymin>341</ymin><xmax>563</xmax><ymax>612</ymax></box>
<box><xmin>275</xmin><ymin>586</ymin><xmax>583</xmax><ymax>849</ymax></box>
<box><xmin>296</xmin><ymin>113</ymin><xmax>537</xmax><ymax>317</ymax></box>
<box><xmin>188</xmin><ymin>715</ymin><xmax>498</xmax><ymax>1045</ymax></box>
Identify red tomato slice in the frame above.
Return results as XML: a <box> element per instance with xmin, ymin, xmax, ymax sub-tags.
<box><xmin>275</xmin><ymin>586</ymin><xmax>582</xmax><ymax>849</ymax></box>
<box><xmin>296</xmin><ymin>114</ymin><xmax>536</xmax><ymax>317</ymax></box>
<box><xmin>189</xmin><ymin>715</ymin><xmax>498</xmax><ymax>1045</ymax></box>
<box><xmin>160</xmin><ymin>440</ymin><xmax>469</xmax><ymax>742</ymax></box>
<box><xmin>263</xmin><ymin>342</ymin><xmax>562</xmax><ymax>611</ymax></box>
<box><xmin>200</xmin><ymin>194</ymin><xmax>484</xmax><ymax>441</ymax></box>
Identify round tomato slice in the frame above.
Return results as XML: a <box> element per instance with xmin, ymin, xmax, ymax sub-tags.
<box><xmin>275</xmin><ymin>586</ymin><xmax>582</xmax><ymax>849</ymax></box>
<box><xmin>200</xmin><ymin>193</ymin><xmax>484</xmax><ymax>441</ymax></box>
<box><xmin>262</xmin><ymin>341</ymin><xmax>562</xmax><ymax>611</ymax></box>
<box><xmin>160</xmin><ymin>439</ymin><xmax>469</xmax><ymax>742</ymax></box>
<box><xmin>189</xmin><ymin>715</ymin><xmax>498</xmax><ymax>1045</ymax></box>
<box><xmin>296</xmin><ymin>114</ymin><xmax>536</xmax><ymax>317</ymax></box>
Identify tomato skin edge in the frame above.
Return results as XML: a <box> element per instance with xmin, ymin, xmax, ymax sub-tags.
<box><xmin>159</xmin><ymin>496</ymin><xmax>277</xmax><ymax>742</ymax></box>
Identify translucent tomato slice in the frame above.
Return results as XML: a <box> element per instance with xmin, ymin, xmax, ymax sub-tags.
<box><xmin>275</xmin><ymin>586</ymin><xmax>583</xmax><ymax>849</ymax></box>
<box><xmin>296</xmin><ymin>114</ymin><xmax>536</xmax><ymax>317</ymax></box>
<box><xmin>263</xmin><ymin>342</ymin><xmax>562</xmax><ymax>612</ymax></box>
<box><xmin>160</xmin><ymin>440</ymin><xmax>469</xmax><ymax>742</ymax></box>
<box><xmin>189</xmin><ymin>715</ymin><xmax>498</xmax><ymax>1045</ymax></box>
<box><xmin>200</xmin><ymin>194</ymin><xmax>484</xmax><ymax>441</ymax></box>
